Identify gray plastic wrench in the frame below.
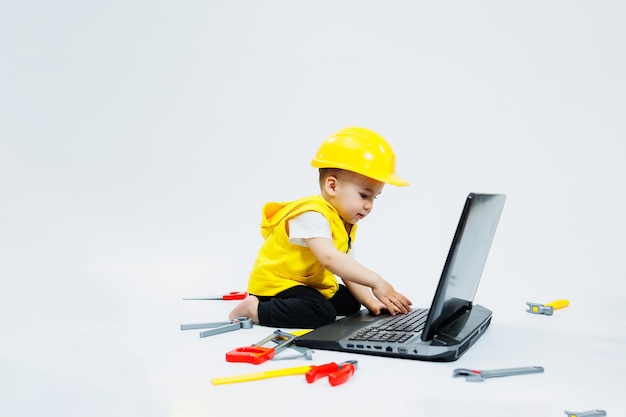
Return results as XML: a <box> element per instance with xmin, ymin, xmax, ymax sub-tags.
<box><xmin>453</xmin><ymin>366</ymin><xmax>544</xmax><ymax>382</ymax></box>
<box><xmin>180</xmin><ymin>316</ymin><xmax>253</xmax><ymax>338</ymax></box>
<box><xmin>563</xmin><ymin>411</ymin><xmax>606</xmax><ymax>417</ymax></box>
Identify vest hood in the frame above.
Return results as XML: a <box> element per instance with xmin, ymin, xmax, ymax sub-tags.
<box><xmin>260</xmin><ymin>196</ymin><xmax>334</xmax><ymax>239</ymax></box>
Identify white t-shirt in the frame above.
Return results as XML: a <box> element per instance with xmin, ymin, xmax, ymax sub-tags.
<box><xmin>288</xmin><ymin>211</ymin><xmax>331</xmax><ymax>246</ymax></box>
<box><xmin>288</xmin><ymin>211</ymin><xmax>354</xmax><ymax>256</ymax></box>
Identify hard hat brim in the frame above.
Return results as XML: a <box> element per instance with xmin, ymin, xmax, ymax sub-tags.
<box><xmin>311</xmin><ymin>159</ymin><xmax>410</xmax><ymax>187</ymax></box>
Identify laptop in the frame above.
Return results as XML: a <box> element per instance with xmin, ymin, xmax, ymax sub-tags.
<box><xmin>295</xmin><ymin>193</ymin><xmax>506</xmax><ymax>362</ymax></box>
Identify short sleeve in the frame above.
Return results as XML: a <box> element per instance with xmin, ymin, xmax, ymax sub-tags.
<box><xmin>288</xmin><ymin>211</ymin><xmax>332</xmax><ymax>247</ymax></box>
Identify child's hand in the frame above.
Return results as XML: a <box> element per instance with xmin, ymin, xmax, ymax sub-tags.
<box><xmin>362</xmin><ymin>298</ymin><xmax>387</xmax><ymax>316</ymax></box>
<box><xmin>371</xmin><ymin>281</ymin><xmax>412</xmax><ymax>315</ymax></box>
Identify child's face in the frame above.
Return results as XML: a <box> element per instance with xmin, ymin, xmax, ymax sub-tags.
<box><xmin>328</xmin><ymin>172</ymin><xmax>385</xmax><ymax>225</ymax></box>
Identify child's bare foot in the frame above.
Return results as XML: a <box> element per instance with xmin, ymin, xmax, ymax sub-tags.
<box><xmin>228</xmin><ymin>295</ymin><xmax>259</xmax><ymax>323</ymax></box>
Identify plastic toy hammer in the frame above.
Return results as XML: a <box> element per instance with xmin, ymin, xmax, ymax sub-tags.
<box><xmin>526</xmin><ymin>299</ymin><xmax>569</xmax><ymax>315</ymax></box>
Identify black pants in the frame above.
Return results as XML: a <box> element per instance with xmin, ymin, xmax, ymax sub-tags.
<box><xmin>254</xmin><ymin>284</ymin><xmax>362</xmax><ymax>329</ymax></box>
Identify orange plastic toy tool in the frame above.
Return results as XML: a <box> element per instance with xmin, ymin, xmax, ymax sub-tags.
<box><xmin>226</xmin><ymin>330</ymin><xmax>297</xmax><ymax>365</ymax></box>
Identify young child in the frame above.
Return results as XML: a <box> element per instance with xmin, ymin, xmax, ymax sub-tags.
<box><xmin>229</xmin><ymin>127</ymin><xmax>412</xmax><ymax>328</ymax></box>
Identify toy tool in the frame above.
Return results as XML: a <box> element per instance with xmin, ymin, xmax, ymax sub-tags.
<box><xmin>306</xmin><ymin>360</ymin><xmax>358</xmax><ymax>386</ymax></box>
<box><xmin>272</xmin><ymin>346</ymin><xmax>314</xmax><ymax>361</ymax></box>
<box><xmin>453</xmin><ymin>366</ymin><xmax>544</xmax><ymax>382</ymax></box>
<box><xmin>226</xmin><ymin>330</ymin><xmax>297</xmax><ymax>364</ymax></box>
<box><xmin>180</xmin><ymin>316</ymin><xmax>253</xmax><ymax>338</ymax></box>
<box><xmin>526</xmin><ymin>299</ymin><xmax>569</xmax><ymax>315</ymax></box>
<box><xmin>564</xmin><ymin>410</ymin><xmax>606</xmax><ymax>417</ymax></box>
<box><xmin>211</xmin><ymin>365</ymin><xmax>312</xmax><ymax>385</ymax></box>
<box><xmin>211</xmin><ymin>360</ymin><xmax>358</xmax><ymax>386</ymax></box>
<box><xmin>182</xmin><ymin>291</ymin><xmax>247</xmax><ymax>301</ymax></box>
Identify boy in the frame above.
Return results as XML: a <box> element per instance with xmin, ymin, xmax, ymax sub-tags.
<box><xmin>229</xmin><ymin>127</ymin><xmax>412</xmax><ymax>328</ymax></box>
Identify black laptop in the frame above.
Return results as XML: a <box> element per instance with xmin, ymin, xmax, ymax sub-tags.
<box><xmin>295</xmin><ymin>193</ymin><xmax>506</xmax><ymax>362</ymax></box>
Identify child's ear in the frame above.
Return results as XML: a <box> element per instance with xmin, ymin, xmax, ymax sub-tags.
<box><xmin>324</xmin><ymin>175</ymin><xmax>338</xmax><ymax>195</ymax></box>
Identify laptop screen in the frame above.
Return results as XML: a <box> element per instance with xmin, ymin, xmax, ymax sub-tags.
<box><xmin>421</xmin><ymin>193</ymin><xmax>506</xmax><ymax>341</ymax></box>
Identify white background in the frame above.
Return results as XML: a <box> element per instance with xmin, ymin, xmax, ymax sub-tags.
<box><xmin>1</xmin><ymin>1</ymin><xmax>624</xmax><ymax>416</ymax></box>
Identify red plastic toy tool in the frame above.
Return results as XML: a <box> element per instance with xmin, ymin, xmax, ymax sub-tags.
<box><xmin>226</xmin><ymin>330</ymin><xmax>297</xmax><ymax>365</ymax></box>
<box><xmin>183</xmin><ymin>291</ymin><xmax>247</xmax><ymax>301</ymax></box>
<box><xmin>306</xmin><ymin>360</ymin><xmax>358</xmax><ymax>386</ymax></box>
<box><xmin>226</xmin><ymin>345</ymin><xmax>277</xmax><ymax>364</ymax></box>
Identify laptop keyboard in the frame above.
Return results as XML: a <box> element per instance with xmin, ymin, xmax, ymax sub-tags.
<box><xmin>348</xmin><ymin>308</ymin><xmax>429</xmax><ymax>343</ymax></box>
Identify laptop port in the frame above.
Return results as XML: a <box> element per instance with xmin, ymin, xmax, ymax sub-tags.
<box><xmin>356</xmin><ymin>344</ymin><xmax>364</xmax><ymax>349</ymax></box>
<box><xmin>385</xmin><ymin>347</ymin><xmax>393</xmax><ymax>352</ymax></box>
<box><xmin>398</xmin><ymin>347</ymin><xmax>408</xmax><ymax>354</ymax></box>
<box><xmin>374</xmin><ymin>345</ymin><xmax>382</xmax><ymax>350</ymax></box>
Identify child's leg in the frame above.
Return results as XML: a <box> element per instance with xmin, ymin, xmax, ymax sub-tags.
<box><xmin>329</xmin><ymin>284</ymin><xmax>362</xmax><ymax>316</ymax></box>
<box><xmin>256</xmin><ymin>286</ymin><xmax>336</xmax><ymax>328</ymax></box>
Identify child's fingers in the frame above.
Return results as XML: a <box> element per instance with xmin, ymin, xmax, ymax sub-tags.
<box><xmin>393</xmin><ymin>295</ymin><xmax>411</xmax><ymax>314</ymax></box>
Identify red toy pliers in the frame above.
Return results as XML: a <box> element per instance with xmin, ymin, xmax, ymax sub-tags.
<box><xmin>305</xmin><ymin>360</ymin><xmax>358</xmax><ymax>386</ymax></box>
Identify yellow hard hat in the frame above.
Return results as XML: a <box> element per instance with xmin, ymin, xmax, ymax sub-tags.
<box><xmin>311</xmin><ymin>127</ymin><xmax>409</xmax><ymax>186</ymax></box>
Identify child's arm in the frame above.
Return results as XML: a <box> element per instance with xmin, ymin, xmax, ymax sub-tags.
<box><xmin>305</xmin><ymin>237</ymin><xmax>412</xmax><ymax>315</ymax></box>
<box><xmin>342</xmin><ymin>280</ymin><xmax>387</xmax><ymax>315</ymax></box>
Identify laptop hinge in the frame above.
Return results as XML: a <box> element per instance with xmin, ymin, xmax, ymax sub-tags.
<box><xmin>431</xmin><ymin>304</ymin><xmax>491</xmax><ymax>346</ymax></box>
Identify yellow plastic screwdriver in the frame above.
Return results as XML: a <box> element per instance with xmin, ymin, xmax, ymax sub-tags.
<box><xmin>545</xmin><ymin>299</ymin><xmax>570</xmax><ymax>310</ymax></box>
<box><xmin>211</xmin><ymin>365</ymin><xmax>313</xmax><ymax>386</ymax></box>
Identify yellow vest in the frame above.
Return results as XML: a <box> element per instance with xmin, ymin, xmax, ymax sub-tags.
<box><xmin>247</xmin><ymin>195</ymin><xmax>357</xmax><ymax>299</ymax></box>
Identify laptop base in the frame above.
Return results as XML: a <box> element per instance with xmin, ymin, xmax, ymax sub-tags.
<box><xmin>296</xmin><ymin>304</ymin><xmax>492</xmax><ymax>362</ymax></box>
